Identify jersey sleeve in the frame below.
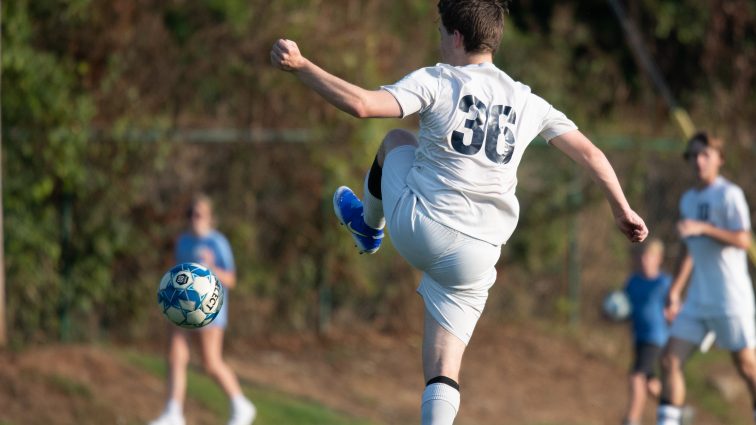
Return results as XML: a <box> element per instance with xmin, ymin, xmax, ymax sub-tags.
<box><xmin>380</xmin><ymin>67</ymin><xmax>441</xmax><ymax>118</ymax></box>
<box><xmin>724</xmin><ymin>186</ymin><xmax>751</xmax><ymax>231</ymax></box>
<box><xmin>212</xmin><ymin>233</ymin><xmax>236</xmax><ymax>272</ymax></box>
<box><xmin>525</xmin><ymin>94</ymin><xmax>578</xmax><ymax>142</ymax></box>
<box><xmin>662</xmin><ymin>273</ymin><xmax>673</xmax><ymax>292</ymax></box>
<box><xmin>174</xmin><ymin>234</ymin><xmax>187</xmax><ymax>263</ymax></box>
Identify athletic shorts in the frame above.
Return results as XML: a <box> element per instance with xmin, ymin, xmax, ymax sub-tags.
<box><xmin>380</xmin><ymin>145</ymin><xmax>501</xmax><ymax>345</ymax></box>
<box><xmin>631</xmin><ymin>343</ymin><xmax>662</xmax><ymax>377</ymax></box>
<box><xmin>204</xmin><ymin>288</ymin><xmax>229</xmax><ymax>330</ymax></box>
<box><xmin>670</xmin><ymin>310</ymin><xmax>756</xmax><ymax>351</ymax></box>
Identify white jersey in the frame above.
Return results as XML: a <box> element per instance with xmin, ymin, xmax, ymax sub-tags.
<box><xmin>381</xmin><ymin>62</ymin><xmax>577</xmax><ymax>245</ymax></box>
<box><xmin>679</xmin><ymin>176</ymin><xmax>754</xmax><ymax>317</ymax></box>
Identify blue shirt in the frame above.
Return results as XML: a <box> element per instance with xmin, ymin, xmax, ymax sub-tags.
<box><xmin>175</xmin><ymin>230</ymin><xmax>235</xmax><ymax>329</ymax></box>
<box><xmin>624</xmin><ymin>272</ymin><xmax>672</xmax><ymax>345</ymax></box>
<box><xmin>175</xmin><ymin>230</ymin><xmax>235</xmax><ymax>273</ymax></box>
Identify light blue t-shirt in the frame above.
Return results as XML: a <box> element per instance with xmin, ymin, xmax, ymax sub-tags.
<box><xmin>175</xmin><ymin>230</ymin><xmax>235</xmax><ymax>328</ymax></box>
<box><xmin>624</xmin><ymin>272</ymin><xmax>672</xmax><ymax>346</ymax></box>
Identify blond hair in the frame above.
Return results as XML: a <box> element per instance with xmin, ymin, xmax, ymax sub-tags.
<box><xmin>631</xmin><ymin>237</ymin><xmax>664</xmax><ymax>258</ymax></box>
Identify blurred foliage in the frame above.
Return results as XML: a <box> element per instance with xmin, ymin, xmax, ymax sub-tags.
<box><xmin>2</xmin><ymin>0</ymin><xmax>754</xmax><ymax>344</ymax></box>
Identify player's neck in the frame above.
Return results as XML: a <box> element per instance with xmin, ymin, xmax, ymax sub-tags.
<box><xmin>463</xmin><ymin>52</ymin><xmax>492</xmax><ymax>65</ymax></box>
<box><xmin>447</xmin><ymin>51</ymin><xmax>492</xmax><ymax>66</ymax></box>
<box><xmin>695</xmin><ymin>173</ymin><xmax>719</xmax><ymax>189</ymax></box>
<box><xmin>192</xmin><ymin>226</ymin><xmax>212</xmax><ymax>237</ymax></box>
<box><xmin>641</xmin><ymin>270</ymin><xmax>659</xmax><ymax>280</ymax></box>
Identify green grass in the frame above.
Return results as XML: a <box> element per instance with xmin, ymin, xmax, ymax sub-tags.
<box><xmin>684</xmin><ymin>348</ymin><xmax>748</xmax><ymax>425</ymax></box>
<box><xmin>122</xmin><ymin>350</ymin><xmax>375</xmax><ymax>425</ymax></box>
<box><xmin>46</xmin><ymin>373</ymin><xmax>93</xmax><ymax>398</ymax></box>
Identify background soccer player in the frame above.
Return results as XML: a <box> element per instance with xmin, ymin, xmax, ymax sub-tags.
<box><xmin>657</xmin><ymin>132</ymin><xmax>756</xmax><ymax>425</ymax></box>
<box><xmin>150</xmin><ymin>194</ymin><xmax>255</xmax><ymax>425</ymax></box>
<box><xmin>623</xmin><ymin>239</ymin><xmax>671</xmax><ymax>425</ymax></box>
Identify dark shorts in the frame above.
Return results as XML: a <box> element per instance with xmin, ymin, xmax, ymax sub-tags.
<box><xmin>632</xmin><ymin>342</ymin><xmax>663</xmax><ymax>377</ymax></box>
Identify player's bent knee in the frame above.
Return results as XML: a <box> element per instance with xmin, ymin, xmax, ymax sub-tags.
<box><xmin>202</xmin><ymin>359</ymin><xmax>224</xmax><ymax>376</ymax></box>
<box><xmin>383</xmin><ymin>128</ymin><xmax>417</xmax><ymax>146</ymax></box>
<box><xmin>378</xmin><ymin>129</ymin><xmax>417</xmax><ymax>163</ymax></box>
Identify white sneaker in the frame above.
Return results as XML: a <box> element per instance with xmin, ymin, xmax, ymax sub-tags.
<box><xmin>148</xmin><ymin>412</ymin><xmax>185</xmax><ymax>425</ymax></box>
<box><xmin>227</xmin><ymin>398</ymin><xmax>256</xmax><ymax>425</ymax></box>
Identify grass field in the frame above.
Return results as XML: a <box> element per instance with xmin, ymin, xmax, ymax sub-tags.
<box><xmin>123</xmin><ymin>350</ymin><xmax>375</xmax><ymax>425</ymax></box>
<box><xmin>1</xmin><ymin>324</ymin><xmax>752</xmax><ymax>425</ymax></box>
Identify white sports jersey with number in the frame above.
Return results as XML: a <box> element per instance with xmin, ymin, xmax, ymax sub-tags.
<box><xmin>679</xmin><ymin>176</ymin><xmax>754</xmax><ymax>317</ymax></box>
<box><xmin>381</xmin><ymin>62</ymin><xmax>577</xmax><ymax>245</ymax></box>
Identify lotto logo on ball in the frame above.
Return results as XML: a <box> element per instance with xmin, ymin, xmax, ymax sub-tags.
<box><xmin>157</xmin><ymin>262</ymin><xmax>224</xmax><ymax>329</ymax></box>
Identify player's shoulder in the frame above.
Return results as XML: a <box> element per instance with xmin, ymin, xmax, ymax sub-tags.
<box><xmin>706</xmin><ymin>176</ymin><xmax>747</xmax><ymax>206</ymax></box>
<box><xmin>207</xmin><ymin>229</ymin><xmax>231</xmax><ymax>244</ymax></box>
<box><xmin>176</xmin><ymin>231</ymin><xmax>193</xmax><ymax>244</ymax></box>
<box><xmin>408</xmin><ymin>64</ymin><xmax>452</xmax><ymax>79</ymax></box>
<box><xmin>717</xmin><ymin>176</ymin><xmax>745</xmax><ymax>196</ymax></box>
<box><xmin>680</xmin><ymin>186</ymin><xmax>698</xmax><ymax>203</ymax></box>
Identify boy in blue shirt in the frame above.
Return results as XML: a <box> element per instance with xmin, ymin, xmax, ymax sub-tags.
<box><xmin>623</xmin><ymin>238</ymin><xmax>671</xmax><ymax>425</ymax></box>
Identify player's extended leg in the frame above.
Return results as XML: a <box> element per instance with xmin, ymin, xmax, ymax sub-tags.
<box><xmin>197</xmin><ymin>327</ymin><xmax>256</xmax><ymax>425</ymax></box>
<box><xmin>730</xmin><ymin>347</ymin><xmax>756</xmax><ymax>418</ymax></box>
<box><xmin>333</xmin><ymin>129</ymin><xmax>418</xmax><ymax>254</ymax></box>
<box><xmin>422</xmin><ymin>307</ymin><xmax>466</xmax><ymax>425</ymax></box>
<box><xmin>149</xmin><ymin>329</ymin><xmax>189</xmax><ymax>425</ymax></box>
<box><xmin>657</xmin><ymin>338</ymin><xmax>697</xmax><ymax>425</ymax></box>
<box><xmin>625</xmin><ymin>343</ymin><xmax>663</xmax><ymax>425</ymax></box>
<box><xmin>624</xmin><ymin>372</ymin><xmax>648</xmax><ymax>425</ymax></box>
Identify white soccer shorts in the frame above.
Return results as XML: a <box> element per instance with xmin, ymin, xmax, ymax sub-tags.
<box><xmin>670</xmin><ymin>309</ymin><xmax>756</xmax><ymax>352</ymax></box>
<box><xmin>380</xmin><ymin>145</ymin><xmax>501</xmax><ymax>345</ymax></box>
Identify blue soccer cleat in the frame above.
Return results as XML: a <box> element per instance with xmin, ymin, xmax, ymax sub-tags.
<box><xmin>333</xmin><ymin>186</ymin><xmax>384</xmax><ymax>254</ymax></box>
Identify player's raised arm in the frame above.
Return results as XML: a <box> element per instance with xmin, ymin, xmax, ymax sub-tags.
<box><xmin>270</xmin><ymin>38</ymin><xmax>402</xmax><ymax>119</ymax></box>
<box><xmin>550</xmin><ymin>129</ymin><xmax>648</xmax><ymax>243</ymax></box>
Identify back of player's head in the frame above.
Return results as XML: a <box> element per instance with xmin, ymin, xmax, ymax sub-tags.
<box><xmin>437</xmin><ymin>0</ymin><xmax>510</xmax><ymax>54</ymax></box>
<box><xmin>683</xmin><ymin>131</ymin><xmax>725</xmax><ymax>161</ymax></box>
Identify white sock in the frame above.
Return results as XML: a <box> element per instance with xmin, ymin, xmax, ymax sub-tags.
<box><xmin>657</xmin><ymin>404</ymin><xmax>682</xmax><ymax>425</ymax></box>
<box><xmin>164</xmin><ymin>399</ymin><xmax>183</xmax><ymax>417</ymax></box>
<box><xmin>231</xmin><ymin>394</ymin><xmax>251</xmax><ymax>412</ymax></box>
<box><xmin>421</xmin><ymin>383</ymin><xmax>460</xmax><ymax>425</ymax></box>
<box><xmin>362</xmin><ymin>174</ymin><xmax>385</xmax><ymax>230</ymax></box>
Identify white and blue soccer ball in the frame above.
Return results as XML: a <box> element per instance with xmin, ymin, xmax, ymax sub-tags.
<box><xmin>157</xmin><ymin>262</ymin><xmax>224</xmax><ymax>328</ymax></box>
<box><xmin>602</xmin><ymin>289</ymin><xmax>632</xmax><ymax>321</ymax></box>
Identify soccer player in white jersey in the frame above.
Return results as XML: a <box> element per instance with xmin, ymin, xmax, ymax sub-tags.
<box><xmin>271</xmin><ymin>1</ymin><xmax>648</xmax><ymax>423</ymax></box>
<box><xmin>656</xmin><ymin>132</ymin><xmax>756</xmax><ymax>425</ymax></box>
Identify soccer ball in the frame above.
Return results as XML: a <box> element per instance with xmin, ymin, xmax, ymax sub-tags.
<box><xmin>602</xmin><ymin>290</ymin><xmax>632</xmax><ymax>321</ymax></box>
<box><xmin>157</xmin><ymin>262</ymin><xmax>224</xmax><ymax>328</ymax></box>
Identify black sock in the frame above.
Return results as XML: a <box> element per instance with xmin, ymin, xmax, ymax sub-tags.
<box><xmin>367</xmin><ymin>156</ymin><xmax>383</xmax><ymax>200</ymax></box>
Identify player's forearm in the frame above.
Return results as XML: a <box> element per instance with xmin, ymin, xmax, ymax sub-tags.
<box><xmin>294</xmin><ymin>59</ymin><xmax>372</xmax><ymax>118</ymax></box>
<box><xmin>670</xmin><ymin>252</ymin><xmax>692</xmax><ymax>296</ymax></box>
<box><xmin>551</xmin><ymin>131</ymin><xmax>631</xmax><ymax>216</ymax></box>
<box><xmin>701</xmin><ymin>225</ymin><xmax>752</xmax><ymax>249</ymax></box>
<box><xmin>213</xmin><ymin>268</ymin><xmax>237</xmax><ymax>289</ymax></box>
<box><xmin>579</xmin><ymin>144</ymin><xmax>632</xmax><ymax>217</ymax></box>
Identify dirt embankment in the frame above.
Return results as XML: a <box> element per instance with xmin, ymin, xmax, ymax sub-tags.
<box><xmin>0</xmin><ymin>319</ymin><xmax>749</xmax><ymax>425</ymax></box>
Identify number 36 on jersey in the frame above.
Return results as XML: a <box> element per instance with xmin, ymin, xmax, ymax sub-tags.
<box><xmin>450</xmin><ymin>94</ymin><xmax>517</xmax><ymax>165</ymax></box>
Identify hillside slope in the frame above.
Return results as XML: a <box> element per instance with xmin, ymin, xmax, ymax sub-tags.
<box><xmin>0</xmin><ymin>319</ymin><xmax>750</xmax><ymax>425</ymax></box>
